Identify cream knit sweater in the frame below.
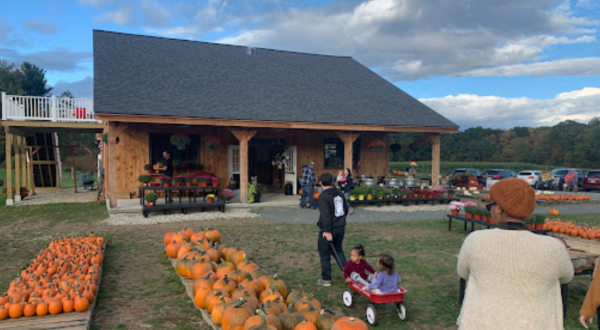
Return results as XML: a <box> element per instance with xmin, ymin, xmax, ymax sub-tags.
<box><xmin>457</xmin><ymin>229</ymin><xmax>574</xmax><ymax>330</ymax></box>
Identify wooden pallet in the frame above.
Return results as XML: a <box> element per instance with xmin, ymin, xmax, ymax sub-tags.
<box><xmin>551</xmin><ymin>233</ymin><xmax>600</xmax><ymax>274</ymax></box>
<box><xmin>169</xmin><ymin>258</ymin><xmax>220</xmax><ymax>330</ymax></box>
<box><xmin>0</xmin><ymin>244</ymin><xmax>106</xmax><ymax>330</ymax></box>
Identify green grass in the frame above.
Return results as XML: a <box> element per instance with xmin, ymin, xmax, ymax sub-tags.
<box><xmin>0</xmin><ymin>202</ymin><xmax>598</xmax><ymax>329</ymax></box>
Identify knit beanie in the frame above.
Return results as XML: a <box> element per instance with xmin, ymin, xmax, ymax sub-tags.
<box><xmin>489</xmin><ymin>178</ymin><xmax>536</xmax><ymax>219</ymax></box>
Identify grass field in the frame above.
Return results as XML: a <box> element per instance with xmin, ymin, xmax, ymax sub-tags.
<box><xmin>0</xmin><ymin>202</ymin><xmax>599</xmax><ymax>329</ymax></box>
<box><xmin>0</xmin><ymin>168</ymin><xmax>95</xmax><ymax>191</ymax></box>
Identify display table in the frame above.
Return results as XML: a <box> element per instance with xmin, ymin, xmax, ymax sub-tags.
<box><xmin>139</xmin><ymin>186</ymin><xmax>225</xmax><ymax>217</ymax></box>
<box><xmin>350</xmin><ymin>196</ymin><xmax>460</xmax><ymax>207</ymax></box>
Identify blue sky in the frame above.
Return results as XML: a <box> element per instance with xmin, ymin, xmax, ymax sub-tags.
<box><xmin>1</xmin><ymin>0</ymin><xmax>599</xmax><ymax>129</ymax></box>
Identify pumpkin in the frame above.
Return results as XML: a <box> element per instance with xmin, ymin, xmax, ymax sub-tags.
<box><xmin>212</xmin><ymin>295</ymin><xmax>237</xmax><ymax>325</ymax></box>
<box><xmin>238</xmin><ymin>257</ymin><xmax>260</xmax><ymax>274</ymax></box>
<box><xmin>205</xmin><ymin>229</ymin><xmax>222</xmax><ymax>243</ymax></box>
<box><xmin>260</xmin><ymin>289</ymin><xmax>282</xmax><ymax>304</ymax></box>
<box><xmin>222</xmin><ymin>299</ymin><xmax>253</xmax><ymax>330</ymax></box>
<box><xmin>299</xmin><ymin>301</ymin><xmax>321</xmax><ymax>326</ymax></box>
<box><xmin>229</xmin><ymin>251</ymin><xmax>247</xmax><ymax>267</ymax></box>
<box><xmin>294</xmin><ymin>321</ymin><xmax>318</xmax><ymax>330</ymax></box>
<box><xmin>166</xmin><ymin>242</ymin><xmax>182</xmax><ymax>259</ymax></box>
<box><xmin>278</xmin><ymin>304</ymin><xmax>305</xmax><ymax>330</ymax></box>
<box><xmin>294</xmin><ymin>296</ymin><xmax>321</xmax><ymax>313</ymax></box>
<box><xmin>194</xmin><ymin>273</ymin><xmax>216</xmax><ymax>294</ymax></box>
<box><xmin>192</xmin><ymin>260</ymin><xmax>214</xmax><ymax>280</ymax></box>
<box><xmin>194</xmin><ymin>286</ymin><xmax>213</xmax><ymax>308</ymax></box>
<box><xmin>23</xmin><ymin>303</ymin><xmax>36</xmax><ymax>317</ymax></box>
<box><xmin>267</xmin><ymin>274</ymin><xmax>288</xmax><ymax>299</ymax></box>
<box><xmin>163</xmin><ymin>232</ymin><xmax>175</xmax><ymax>246</ymax></box>
<box><xmin>222</xmin><ymin>246</ymin><xmax>239</xmax><ymax>262</ymax></box>
<box><xmin>263</xmin><ymin>300</ymin><xmax>282</xmax><ymax>316</ymax></box>
<box><xmin>205</xmin><ymin>247</ymin><xmax>224</xmax><ymax>263</ymax></box>
<box><xmin>182</xmin><ymin>227</ymin><xmax>195</xmax><ymax>240</ymax></box>
<box><xmin>214</xmin><ymin>275</ymin><xmax>238</xmax><ymax>294</ymax></box>
<box><xmin>74</xmin><ymin>296</ymin><xmax>89</xmax><ymax>312</ymax></box>
<box><xmin>206</xmin><ymin>289</ymin><xmax>230</xmax><ymax>313</ymax></box>
<box><xmin>8</xmin><ymin>303</ymin><xmax>24</xmax><ymax>318</ymax></box>
<box><xmin>229</xmin><ymin>269</ymin><xmax>248</xmax><ymax>284</ymax></box>
<box><xmin>313</xmin><ymin>192</ymin><xmax>320</xmax><ymax>201</ymax></box>
<box><xmin>317</xmin><ymin>309</ymin><xmax>345</xmax><ymax>330</ymax></box>
<box><xmin>36</xmin><ymin>302</ymin><xmax>48</xmax><ymax>316</ymax></box>
<box><xmin>62</xmin><ymin>297</ymin><xmax>75</xmax><ymax>313</ymax></box>
<box><xmin>286</xmin><ymin>290</ymin><xmax>306</xmax><ymax>307</ymax></box>
<box><xmin>331</xmin><ymin>317</ymin><xmax>368</xmax><ymax>330</ymax></box>
<box><xmin>49</xmin><ymin>299</ymin><xmax>62</xmax><ymax>315</ymax></box>
<box><xmin>241</xmin><ymin>274</ymin><xmax>265</xmax><ymax>294</ymax></box>
<box><xmin>245</xmin><ymin>309</ymin><xmax>283</xmax><ymax>330</ymax></box>
<box><xmin>549</xmin><ymin>209</ymin><xmax>560</xmax><ymax>216</ymax></box>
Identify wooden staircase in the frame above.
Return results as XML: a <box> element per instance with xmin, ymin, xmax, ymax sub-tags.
<box><xmin>26</xmin><ymin>133</ymin><xmax>61</xmax><ymax>189</ymax></box>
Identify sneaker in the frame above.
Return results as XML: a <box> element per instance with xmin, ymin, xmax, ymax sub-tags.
<box><xmin>317</xmin><ymin>279</ymin><xmax>331</xmax><ymax>286</ymax></box>
<box><xmin>311</xmin><ymin>207</ymin><xmax>318</xmax><ymax>210</ymax></box>
<box><xmin>349</xmin><ymin>207</ymin><xmax>354</xmax><ymax>214</ymax></box>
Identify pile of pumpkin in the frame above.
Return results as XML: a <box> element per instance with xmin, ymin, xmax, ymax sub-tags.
<box><xmin>165</xmin><ymin>228</ymin><xmax>368</xmax><ymax>330</ymax></box>
<box><xmin>545</xmin><ymin>219</ymin><xmax>600</xmax><ymax>239</ymax></box>
<box><xmin>0</xmin><ymin>233</ymin><xmax>105</xmax><ymax>320</ymax></box>
<box><xmin>536</xmin><ymin>194</ymin><xmax>591</xmax><ymax>201</ymax></box>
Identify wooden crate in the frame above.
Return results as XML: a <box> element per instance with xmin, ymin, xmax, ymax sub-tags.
<box><xmin>0</xmin><ymin>244</ymin><xmax>106</xmax><ymax>330</ymax></box>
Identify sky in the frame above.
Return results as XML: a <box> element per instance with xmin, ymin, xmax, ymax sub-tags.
<box><xmin>1</xmin><ymin>0</ymin><xmax>599</xmax><ymax>130</ymax></box>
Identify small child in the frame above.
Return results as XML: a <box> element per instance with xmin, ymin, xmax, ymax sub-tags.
<box><xmin>366</xmin><ymin>254</ymin><xmax>401</xmax><ymax>294</ymax></box>
<box><xmin>336</xmin><ymin>170</ymin><xmax>345</xmax><ymax>184</ymax></box>
<box><xmin>343</xmin><ymin>245</ymin><xmax>377</xmax><ymax>285</ymax></box>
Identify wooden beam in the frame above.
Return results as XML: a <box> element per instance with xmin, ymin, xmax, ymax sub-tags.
<box><xmin>336</xmin><ymin>132</ymin><xmax>360</xmax><ymax>172</ymax></box>
<box><xmin>108</xmin><ymin>122</ymin><xmax>118</xmax><ymax>208</ymax></box>
<box><xmin>69</xmin><ymin>146</ymin><xmax>78</xmax><ymax>193</ymax></box>
<box><xmin>14</xmin><ymin>135</ymin><xmax>21</xmax><ymax>201</ymax></box>
<box><xmin>5</xmin><ymin>133</ymin><xmax>13</xmax><ymax>204</ymax></box>
<box><xmin>228</xmin><ymin>128</ymin><xmax>257</xmax><ymax>204</ymax></box>
<box><xmin>96</xmin><ymin>113</ymin><xmax>459</xmax><ymax>134</ymax></box>
<box><xmin>20</xmin><ymin>137</ymin><xmax>27</xmax><ymax>191</ymax></box>
<box><xmin>426</xmin><ymin>133</ymin><xmax>441</xmax><ymax>189</ymax></box>
<box><xmin>0</xmin><ymin>120</ymin><xmax>103</xmax><ymax>130</ymax></box>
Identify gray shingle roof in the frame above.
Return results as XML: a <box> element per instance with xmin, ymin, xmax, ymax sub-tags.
<box><xmin>93</xmin><ymin>30</ymin><xmax>457</xmax><ymax>129</ymax></box>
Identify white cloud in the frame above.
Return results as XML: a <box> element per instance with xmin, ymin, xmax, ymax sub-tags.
<box><xmin>53</xmin><ymin>77</ymin><xmax>93</xmax><ymax>99</ymax></box>
<box><xmin>460</xmin><ymin>57</ymin><xmax>600</xmax><ymax>77</ymax></box>
<box><xmin>95</xmin><ymin>9</ymin><xmax>132</xmax><ymax>25</ymax></box>
<box><xmin>0</xmin><ymin>48</ymin><xmax>92</xmax><ymax>72</ymax></box>
<box><xmin>22</xmin><ymin>20</ymin><xmax>60</xmax><ymax>35</ymax></box>
<box><xmin>0</xmin><ymin>18</ymin><xmax>11</xmax><ymax>42</ymax></box>
<box><xmin>76</xmin><ymin>0</ymin><xmax>116</xmax><ymax>7</ymax></box>
<box><xmin>140</xmin><ymin>0</ymin><xmax>171</xmax><ymax>26</ymax></box>
<box><xmin>420</xmin><ymin>87</ymin><xmax>600</xmax><ymax>129</ymax></box>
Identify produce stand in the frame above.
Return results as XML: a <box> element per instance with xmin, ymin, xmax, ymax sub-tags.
<box><xmin>0</xmin><ymin>243</ymin><xmax>106</xmax><ymax>330</ymax></box>
<box><xmin>140</xmin><ymin>186</ymin><xmax>225</xmax><ymax>218</ymax></box>
<box><xmin>350</xmin><ymin>196</ymin><xmax>460</xmax><ymax>207</ymax></box>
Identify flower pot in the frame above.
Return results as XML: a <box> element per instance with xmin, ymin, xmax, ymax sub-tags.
<box><xmin>428</xmin><ymin>194</ymin><xmax>434</xmax><ymax>199</ymax></box>
<box><xmin>186</xmin><ymin>183</ymin><xmax>192</xmax><ymax>187</ymax></box>
<box><xmin>212</xmin><ymin>182</ymin><xmax>218</xmax><ymax>187</ymax></box>
<box><xmin>200</xmin><ymin>182</ymin><xmax>208</xmax><ymax>187</ymax></box>
<box><xmin>535</xmin><ymin>223</ymin><xmax>544</xmax><ymax>230</ymax></box>
<box><xmin>175</xmin><ymin>182</ymin><xmax>182</xmax><ymax>187</ymax></box>
<box><xmin>448</xmin><ymin>194</ymin><xmax>454</xmax><ymax>198</ymax></box>
<box><xmin>142</xmin><ymin>183</ymin><xmax>148</xmax><ymax>187</ymax></box>
<box><xmin>465</xmin><ymin>212</ymin><xmax>473</xmax><ymax>219</ymax></box>
<box><xmin>409</xmin><ymin>194</ymin><xmax>415</xmax><ymax>198</ymax></box>
<box><xmin>358</xmin><ymin>195</ymin><xmax>365</xmax><ymax>201</ymax></box>
<box><xmin>147</xmin><ymin>170</ymin><xmax>153</xmax><ymax>174</ymax></box>
<box><xmin>474</xmin><ymin>214</ymin><xmax>482</xmax><ymax>220</ymax></box>
<box><xmin>147</xmin><ymin>201</ymin><xmax>154</xmax><ymax>207</ymax></box>
<box><xmin>163</xmin><ymin>183</ymin><xmax>170</xmax><ymax>188</ymax></box>
<box><xmin>349</xmin><ymin>196</ymin><xmax>356</xmax><ymax>201</ymax></box>
<box><xmin>367</xmin><ymin>194</ymin><xmax>372</xmax><ymax>200</ymax></box>
<box><xmin>527</xmin><ymin>224</ymin><xmax>534</xmax><ymax>230</ymax></box>
<box><xmin>451</xmin><ymin>210</ymin><xmax>460</xmax><ymax>216</ymax></box>
<box><xmin>482</xmin><ymin>215</ymin><xmax>488</xmax><ymax>222</ymax></box>
<box><xmin>207</xmin><ymin>198</ymin><xmax>214</xmax><ymax>203</ymax></box>
<box><xmin>438</xmin><ymin>193</ymin><xmax>444</xmax><ymax>198</ymax></box>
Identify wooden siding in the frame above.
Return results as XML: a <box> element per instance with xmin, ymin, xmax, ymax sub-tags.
<box><xmin>104</xmin><ymin>122</ymin><xmax>390</xmax><ymax>199</ymax></box>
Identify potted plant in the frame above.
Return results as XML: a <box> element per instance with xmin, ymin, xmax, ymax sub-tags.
<box><xmin>144</xmin><ymin>164</ymin><xmax>152</xmax><ymax>174</ymax></box>
<box><xmin>229</xmin><ymin>176</ymin><xmax>238</xmax><ymax>189</ymax></box>
<box><xmin>525</xmin><ymin>216</ymin><xmax>535</xmax><ymax>230</ymax></box>
<box><xmin>400</xmin><ymin>189</ymin><xmax>409</xmax><ymax>199</ymax></box>
<box><xmin>534</xmin><ymin>214</ymin><xmax>545</xmax><ymax>230</ymax></box>
<box><xmin>211</xmin><ymin>176</ymin><xmax>219</xmax><ymax>187</ymax></box>
<box><xmin>349</xmin><ymin>189</ymin><xmax>358</xmax><ymax>201</ymax></box>
<box><xmin>206</xmin><ymin>194</ymin><xmax>215</xmax><ymax>203</ymax></box>
<box><xmin>434</xmin><ymin>188</ymin><xmax>446</xmax><ymax>198</ymax></box>
<box><xmin>447</xmin><ymin>188</ymin><xmax>455</xmax><ymax>199</ymax></box>
<box><xmin>145</xmin><ymin>192</ymin><xmax>159</xmax><ymax>206</ymax></box>
<box><xmin>408</xmin><ymin>189</ymin><xmax>415</xmax><ymax>199</ymax></box>
<box><xmin>138</xmin><ymin>175</ymin><xmax>152</xmax><ymax>187</ymax></box>
<box><xmin>248</xmin><ymin>183</ymin><xmax>257</xmax><ymax>203</ymax></box>
<box><xmin>170</xmin><ymin>133</ymin><xmax>191</xmax><ymax>150</ymax></box>
<box><xmin>366</xmin><ymin>186</ymin><xmax>374</xmax><ymax>200</ymax></box>
<box><xmin>220</xmin><ymin>189</ymin><xmax>234</xmax><ymax>203</ymax></box>
<box><xmin>172</xmin><ymin>176</ymin><xmax>183</xmax><ymax>187</ymax></box>
<box><xmin>472</xmin><ymin>207</ymin><xmax>482</xmax><ymax>221</ymax></box>
<box><xmin>160</xmin><ymin>176</ymin><xmax>172</xmax><ymax>188</ymax></box>
<box><xmin>354</xmin><ymin>186</ymin><xmax>367</xmax><ymax>201</ymax></box>
<box><xmin>391</xmin><ymin>188</ymin><xmax>400</xmax><ymax>199</ymax></box>
<box><xmin>449</xmin><ymin>201</ymin><xmax>463</xmax><ymax>216</ymax></box>
<box><xmin>197</xmin><ymin>176</ymin><xmax>208</xmax><ymax>187</ymax></box>
<box><xmin>384</xmin><ymin>188</ymin><xmax>392</xmax><ymax>199</ymax></box>
<box><xmin>373</xmin><ymin>187</ymin><xmax>385</xmax><ymax>200</ymax></box>
<box><xmin>204</xmin><ymin>135</ymin><xmax>221</xmax><ymax>150</ymax></box>
<box><xmin>368</xmin><ymin>139</ymin><xmax>385</xmax><ymax>153</ymax></box>
<box><xmin>185</xmin><ymin>176</ymin><xmax>194</xmax><ymax>187</ymax></box>
<box><xmin>464</xmin><ymin>206</ymin><xmax>476</xmax><ymax>219</ymax></box>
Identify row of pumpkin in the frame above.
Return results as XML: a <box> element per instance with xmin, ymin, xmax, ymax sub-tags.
<box><xmin>482</xmin><ymin>194</ymin><xmax>591</xmax><ymax>201</ymax></box>
<box><xmin>164</xmin><ymin>228</ymin><xmax>368</xmax><ymax>330</ymax></box>
<box><xmin>545</xmin><ymin>219</ymin><xmax>600</xmax><ymax>239</ymax></box>
<box><xmin>0</xmin><ymin>234</ymin><xmax>105</xmax><ymax>319</ymax></box>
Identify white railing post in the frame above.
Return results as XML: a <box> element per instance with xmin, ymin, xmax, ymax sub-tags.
<box><xmin>1</xmin><ymin>92</ymin><xmax>6</xmax><ymax>120</ymax></box>
<box><xmin>50</xmin><ymin>95</ymin><xmax>57</xmax><ymax>122</ymax></box>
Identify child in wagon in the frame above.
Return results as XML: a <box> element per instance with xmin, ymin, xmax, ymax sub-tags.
<box><xmin>366</xmin><ymin>254</ymin><xmax>401</xmax><ymax>294</ymax></box>
<box><xmin>343</xmin><ymin>244</ymin><xmax>377</xmax><ymax>285</ymax></box>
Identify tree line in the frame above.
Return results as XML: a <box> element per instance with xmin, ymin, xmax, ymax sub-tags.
<box><xmin>391</xmin><ymin>119</ymin><xmax>600</xmax><ymax>169</ymax></box>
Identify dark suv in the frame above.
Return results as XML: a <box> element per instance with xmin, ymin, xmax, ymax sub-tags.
<box><xmin>481</xmin><ymin>169</ymin><xmax>516</xmax><ymax>185</ymax></box>
<box><xmin>450</xmin><ymin>168</ymin><xmax>484</xmax><ymax>186</ymax></box>
<box><xmin>544</xmin><ymin>168</ymin><xmax>584</xmax><ymax>190</ymax></box>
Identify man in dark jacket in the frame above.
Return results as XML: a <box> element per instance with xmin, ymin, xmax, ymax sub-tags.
<box><xmin>316</xmin><ymin>172</ymin><xmax>348</xmax><ymax>286</ymax></box>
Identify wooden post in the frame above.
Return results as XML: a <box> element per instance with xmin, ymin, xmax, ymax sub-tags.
<box><xmin>14</xmin><ymin>135</ymin><xmax>21</xmax><ymax>202</ymax></box>
<box><xmin>229</xmin><ymin>128</ymin><xmax>257</xmax><ymax>204</ymax></box>
<box><xmin>426</xmin><ymin>133</ymin><xmax>441</xmax><ymax>189</ymax></box>
<box><xmin>20</xmin><ymin>137</ymin><xmax>27</xmax><ymax>191</ymax></box>
<box><xmin>5</xmin><ymin>133</ymin><xmax>13</xmax><ymax>205</ymax></box>
<box><xmin>336</xmin><ymin>132</ymin><xmax>360</xmax><ymax>172</ymax></box>
<box><xmin>70</xmin><ymin>146</ymin><xmax>78</xmax><ymax>193</ymax></box>
<box><xmin>28</xmin><ymin>148</ymin><xmax>36</xmax><ymax>195</ymax></box>
<box><xmin>108</xmin><ymin>122</ymin><xmax>118</xmax><ymax>208</ymax></box>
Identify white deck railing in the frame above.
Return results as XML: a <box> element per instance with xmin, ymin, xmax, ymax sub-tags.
<box><xmin>1</xmin><ymin>92</ymin><xmax>100</xmax><ymax>123</ymax></box>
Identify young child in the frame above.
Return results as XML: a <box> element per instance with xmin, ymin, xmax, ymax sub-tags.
<box><xmin>366</xmin><ymin>254</ymin><xmax>401</xmax><ymax>293</ymax></box>
<box><xmin>343</xmin><ymin>245</ymin><xmax>377</xmax><ymax>285</ymax></box>
<box><xmin>336</xmin><ymin>170</ymin><xmax>345</xmax><ymax>185</ymax></box>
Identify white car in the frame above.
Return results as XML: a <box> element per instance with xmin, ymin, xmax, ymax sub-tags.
<box><xmin>517</xmin><ymin>170</ymin><xmax>542</xmax><ymax>188</ymax></box>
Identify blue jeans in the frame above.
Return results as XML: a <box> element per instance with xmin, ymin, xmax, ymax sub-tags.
<box><xmin>344</xmin><ymin>191</ymin><xmax>352</xmax><ymax>209</ymax></box>
<box><xmin>318</xmin><ymin>228</ymin><xmax>347</xmax><ymax>281</ymax></box>
<box><xmin>300</xmin><ymin>185</ymin><xmax>317</xmax><ymax>208</ymax></box>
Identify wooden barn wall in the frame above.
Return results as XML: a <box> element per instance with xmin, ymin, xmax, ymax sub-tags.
<box><xmin>106</xmin><ymin>122</ymin><xmax>389</xmax><ymax>198</ymax></box>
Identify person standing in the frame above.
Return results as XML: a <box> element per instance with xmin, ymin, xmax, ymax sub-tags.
<box><xmin>158</xmin><ymin>150</ymin><xmax>174</xmax><ymax>178</ymax></box>
<box><xmin>572</xmin><ymin>169</ymin><xmax>579</xmax><ymax>193</ymax></box>
<box><xmin>340</xmin><ymin>168</ymin><xmax>354</xmax><ymax>214</ymax></box>
<box><xmin>300</xmin><ymin>161</ymin><xmax>317</xmax><ymax>209</ymax></box>
<box><xmin>317</xmin><ymin>172</ymin><xmax>348</xmax><ymax>286</ymax></box>
<box><xmin>456</xmin><ymin>178</ymin><xmax>573</xmax><ymax>330</ymax></box>
<box><xmin>565</xmin><ymin>170</ymin><xmax>573</xmax><ymax>192</ymax></box>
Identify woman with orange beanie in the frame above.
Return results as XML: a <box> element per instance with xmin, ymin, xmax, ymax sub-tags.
<box><xmin>457</xmin><ymin>178</ymin><xmax>574</xmax><ymax>330</ymax></box>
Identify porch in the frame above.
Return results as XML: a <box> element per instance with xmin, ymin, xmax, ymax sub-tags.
<box><xmin>2</xmin><ymin>92</ymin><xmax>99</xmax><ymax>123</ymax></box>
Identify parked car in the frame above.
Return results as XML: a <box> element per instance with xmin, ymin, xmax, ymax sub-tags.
<box><xmin>517</xmin><ymin>170</ymin><xmax>543</xmax><ymax>188</ymax></box>
<box><xmin>583</xmin><ymin>170</ymin><xmax>600</xmax><ymax>191</ymax></box>
<box><xmin>481</xmin><ymin>169</ymin><xmax>517</xmax><ymax>185</ymax></box>
<box><xmin>450</xmin><ymin>168</ymin><xmax>484</xmax><ymax>186</ymax></box>
<box><xmin>542</xmin><ymin>168</ymin><xmax>584</xmax><ymax>190</ymax></box>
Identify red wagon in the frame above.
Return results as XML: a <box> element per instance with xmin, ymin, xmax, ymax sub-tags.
<box><xmin>342</xmin><ymin>280</ymin><xmax>408</xmax><ymax>326</ymax></box>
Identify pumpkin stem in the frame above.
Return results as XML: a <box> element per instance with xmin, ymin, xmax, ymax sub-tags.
<box><xmin>256</xmin><ymin>309</ymin><xmax>268</xmax><ymax>326</ymax></box>
<box><xmin>235</xmin><ymin>298</ymin><xmax>247</xmax><ymax>308</ymax></box>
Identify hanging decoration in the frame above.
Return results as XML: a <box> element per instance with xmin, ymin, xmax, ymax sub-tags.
<box><xmin>204</xmin><ymin>135</ymin><xmax>221</xmax><ymax>150</ymax></box>
<box><xmin>271</xmin><ymin>149</ymin><xmax>290</xmax><ymax>169</ymax></box>
<box><xmin>408</xmin><ymin>139</ymin><xmax>427</xmax><ymax>153</ymax></box>
<box><xmin>368</xmin><ymin>140</ymin><xmax>386</xmax><ymax>153</ymax></box>
<box><xmin>170</xmin><ymin>133</ymin><xmax>191</xmax><ymax>150</ymax></box>
<box><xmin>389</xmin><ymin>143</ymin><xmax>402</xmax><ymax>153</ymax></box>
